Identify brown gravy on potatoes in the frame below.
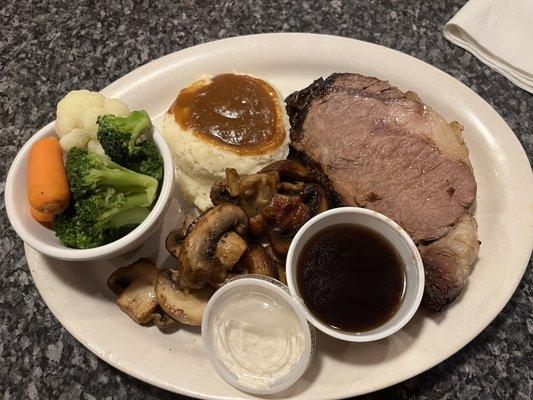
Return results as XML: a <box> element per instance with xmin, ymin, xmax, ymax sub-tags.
<box><xmin>297</xmin><ymin>224</ymin><xmax>406</xmax><ymax>332</ymax></box>
<box><xmin>170</xmin><ymin>74</ymin><xmax>286</xmax><ymax>154</ymax></box>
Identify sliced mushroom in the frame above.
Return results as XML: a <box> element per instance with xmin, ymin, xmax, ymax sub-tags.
<box><xmin>240</xmin><ymin>172</ymin><xmax>279</xmax><ymax>216</ymax></box>
<box><xmin>165</xmin><ymin>230</ymin><xmax>182</xmax><ymax>258</ymax></box>
<box><xmin>260</xmin><ymin>159</ymin><xmax>315</xmax><ymax>183</ymax></box>
<box><xmin>205</xmin><ymin>161</ymin><xmax>329</xmax><ymax>287</ymax></box>
<box><xmin>225</xmin><ymin>168</ymin><xmax>241</xmax><ymax>197</ymax></box>
<box><xmin>209</xmin><ymin>231</ymin><xmax>248</xmax><ymax>287</ymax></box>
<box><xmin>165</xmin><ymin>215</ymin><xmax>197</xmax><ymax>258</ymax></box>
<box><xmin>210</xmin><ymin>169</ymin><xmax>279</xmax><ymax>217</ymax></box>
<box><xmin>152</xmin><ymin>306</ymin><xmax>177</xmax><ymax>330</ymax></box>
<box><xmin>239</xmin><ymin>245</ymin><xmax>279</xmax><ymax>279</ymax></box>
<box><xmin>269</xmin><ymin>229</ymin><xmax>293</xmax><ymax>259</ymax></box>
<box><xmin>107</xmin><ymin>259</ymin><xmax>159</xmax><ymax>324</ymax></box>
<box><xmin>215</xmin><ymin>231</ymin><xmax>248</xmax><ymax>269</ymax></box>
<box><xmin>277</xmin><ymin>266</ymin><xmax>287</xmax><ymax>285</ymax></box>
<box><xmin>210</xmin><ymin>179</ymin><xmax>233</xmax><ymax>205</ymax></box>
<box><xmin>207</xmin><ymin>274</ymin><xmax>236</xmax><ymax>288</ymax></box>
<box><xmin>279</xmin><ymin>181</ymin><xmax>306</xmax><ymax>194</ymax></box>
<box><xmin>185</xmin><ymin>213</ymin><xmax>207</xmax><ymax>235</ymax></box>
<box><xmin>300</xmin><ymin>183</ymin><xmax>329</xmax><ymax>215</ymax></box>
<box><xmin>178</xmin><ymin>203</ymin><xmax>249</xmax><ymax>289</ymax></box>
<box><xmin>249</xmin><ymin>214</ymin><xmax>270</xmax><ymax>238</ymax></box>
<box><xmin>155</xmin><ymin>269</ymin><xmax>215</xmax><ymax>326</ymax></box>
<box><xmin>210</xmin><ymin>169</ymin><xmax>240</xmax><ymax>205</ymax></box>
<box><xmin>264</xmin><ymin>244</ymin><xmax>287</xmax><ymax>284</ymax></box>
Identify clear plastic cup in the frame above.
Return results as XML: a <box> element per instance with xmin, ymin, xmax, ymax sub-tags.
<box><xmin>201</xmin><ymin>275</ymin><xmax>316</xmax><ymax>395</ymax></box>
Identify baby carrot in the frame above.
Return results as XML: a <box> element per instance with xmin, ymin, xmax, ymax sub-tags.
<box><xmin>30</xmin><ymin>206</ymin><xmax>54</xmax><ymax>224</ymax></box>
<box><xmin>28</xmin><ymin>136</ymin><xmax>71</xmax><ymax>215</ymax></box>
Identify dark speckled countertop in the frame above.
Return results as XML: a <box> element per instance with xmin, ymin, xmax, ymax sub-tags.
<box><xmin>1</xmin><ymin>1</ymin><xmax>531</xmax><ymax>399</ymax></box>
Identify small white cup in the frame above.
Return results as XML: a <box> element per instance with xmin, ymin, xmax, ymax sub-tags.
<box><xmin>286</xmin><ymin>207</ymin><xmax>424</xmax><ymax>342</ymax></box>
<box><xmin>5</xmin><ymin>123</ymin><xmax>175</xmax><ymax>261</ymax></box>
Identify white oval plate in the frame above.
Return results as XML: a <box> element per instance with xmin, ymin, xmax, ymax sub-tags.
<box><xmin>25</xmin><ymin>33</ymin><xmax>533</xmax><ymax>399</ymax></box>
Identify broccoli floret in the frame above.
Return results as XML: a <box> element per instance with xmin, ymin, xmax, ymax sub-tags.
<box><xmin>54</xmin><ymin>188</ymin><xmax>151</xmax><ymax>249</ymax></box>
<box><xmin>53</xmin><ymin>204</ymin><xmax>78</xmax><ymax>248</ymax></box>
<box><xmin>96</xmin><ymin>110</ymin><xmax>152</xmax><ymax>159</ymax></box>
<box><xmin>65</xmin><ymin>147</ymin><xmax>158</xmax><ymax>205</ymax></box>
<box><xmin>97</xmin><ymin>110</ymin><xmax>163</xmax><ymax>181</ymax></box>
<box><xmin>127</xmin><ymin>140</ymin><xmax>164</xmax><ymax>181</ymax></box>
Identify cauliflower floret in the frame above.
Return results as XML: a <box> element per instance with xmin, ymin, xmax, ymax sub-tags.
<box><xmin>55</xmin><ymin>90</ymin><xmax>130</xmax><ymax>152</ymax></box>
<box><xmin>87</xmin><ymin>139</ymin><xmax>107</xmax><ymax>156</ymax></box>
<box><xmin>104</xmin><ymin>98</ymin><xmax>130</xmax><ymax>117</ymax></box>
<box><xmin>56</xmin><ymin>90</ymin><xmax>105</xmax><ymax>137</ymax></box>
<box><xmin>59</xmin><ymin>128</ymin><xmax>91</xmax><ymax>152</ymax></box>
<box><xmin>81</xmin><ymin>106</ymin><xmax>107</xmax><ymax>139</ymax></box>
<box><xmin>55</xmin><ymin>115</ymin><xmax>77</xmax><ymax>138</ymax></box>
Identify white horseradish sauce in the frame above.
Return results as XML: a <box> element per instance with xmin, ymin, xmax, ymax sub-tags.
<box><xmin>211</xmin><ymin>289</ymin><xmax>306</xmax><ymax>390</ymax></box>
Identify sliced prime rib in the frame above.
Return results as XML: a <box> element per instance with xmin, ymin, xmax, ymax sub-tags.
<box><xmin>286</xmin><ymin>73</ymin><xmax>479</xmax><ymax>310</ymax></box>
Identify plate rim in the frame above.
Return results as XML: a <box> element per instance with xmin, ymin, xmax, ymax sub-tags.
<box><xmin>24</xmin><ymin>33</ymin><xmax>533</xmax><ymax>399</ymax></box>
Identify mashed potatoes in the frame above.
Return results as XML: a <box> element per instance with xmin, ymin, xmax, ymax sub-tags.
<box><xmin>163</xmin><ymin>74</ymin><xmax>290</xmax><ymax>210</ymax></box>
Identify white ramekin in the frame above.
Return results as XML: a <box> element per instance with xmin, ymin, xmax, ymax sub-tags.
<box><xmin>286</xmin><ymin>207</ymin><xmax>424</xmax><ymax>342</ymax></box>
<box><xmin>5</xmin><ymin>123</ymin><xmax>175</xmax><ymax>261</ymax></box>
<box><xmin>202</xmin><ymin>275</ymin><xmax>315</xmax><ymax>395</ymax></box>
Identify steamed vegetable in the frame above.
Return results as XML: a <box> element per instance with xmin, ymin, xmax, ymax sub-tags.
<box><xmin>97</xmin><ymin>111</ymin><xmax>163</xmax><ymax>181</ymax></box>
<box><xmin>28</xmin><ymin>137</ymin><xmax>71</xmax><ymax>216</ymax></box>
<box><xmin>55</xmin><ymin>90</ymin><xmax>130</xmax><ymax>153</ymax></box>
<box><xmin>48</xmin><ymin>92</ymin><xmax>162</xmax><ymax>248</ymax></box>
<box><xmin>30</xmin><ymin>206</ymin><xmax>54</xmax><ymax>224</ymax></box>
<box><xmin>65</xmin><ymin>147</ymin><xmax>158</xmax><ymax>205</ymax></box>
<box><xmin>54</xmin><ymin>188</ymin><xmax>151</xmax><ymax>249</ymax></box>
<box><xmin>54</xmin><ymin>147</ymin><xmax>158</xmax><ymax>248</ymax></box>
<box><xmin>128</xmin><ymin>140</ymin><xmax>164</xmax><ymax>181</ymax></box>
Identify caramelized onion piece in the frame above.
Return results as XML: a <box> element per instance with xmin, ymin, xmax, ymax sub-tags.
<box><xmin>261</xmin><ymin>194</ymin><xmax>310</xmax><ymax>233</ymax></box>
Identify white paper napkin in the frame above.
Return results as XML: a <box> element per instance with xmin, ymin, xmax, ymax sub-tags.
<box><xmin>443</xmin><ymin>0</ymin><xmax>533</xmax><ymax>93</ymax></box>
